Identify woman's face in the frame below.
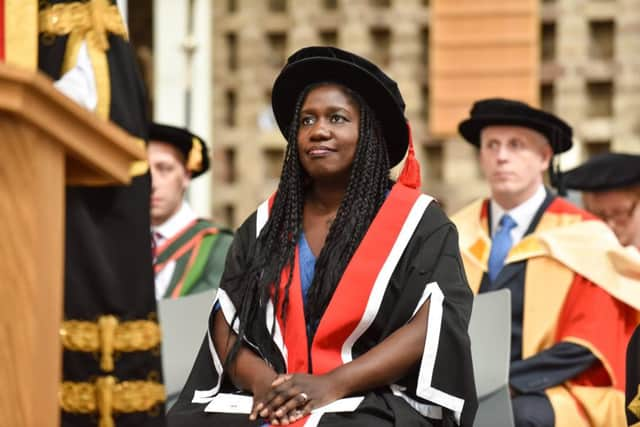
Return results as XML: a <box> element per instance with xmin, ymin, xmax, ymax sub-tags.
<box><xmin>297</xmin><ymin>84</ymin><xmax>360</xmax><ymax>183</ymax></box>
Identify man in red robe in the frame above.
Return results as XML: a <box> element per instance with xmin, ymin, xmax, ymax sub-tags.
<box><xmin>452</xmin><ymin>98</ymin><xmax>640</xmax><ymax>427</ymax></box>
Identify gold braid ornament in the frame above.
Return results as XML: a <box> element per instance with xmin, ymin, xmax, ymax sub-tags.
<box><xmin>38</xmin><ymin>0</ymin><xmax>128</xmax><ymax>50</ymax></box>
<box><xmin>60</xmin><ymin>376</ymin><xmax>165</xmax><ymax>427</ymax></box>
<box><xmin>60</xmin><ymin>315</ymin><xmax>162</xmax><ymax>372</ymax></box>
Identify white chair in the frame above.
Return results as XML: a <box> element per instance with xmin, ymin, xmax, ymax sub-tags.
<box><xmin>158</xmin><ymin>289</ymin><xmax>217</xmax><ymax>411</ymax></box>
<box><xmin>468</xmin><ymin>289</ymin><xmax>515</xmax><ymax>427</ymax></box>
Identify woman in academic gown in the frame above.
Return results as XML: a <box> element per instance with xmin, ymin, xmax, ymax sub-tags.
<box><xmin>168</xmin><ymin>46</ymin><xmax>478</xmax><ymax>427</ymax></box>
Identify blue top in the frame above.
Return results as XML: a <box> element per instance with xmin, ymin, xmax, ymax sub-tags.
<box><xmin>298</xmin><ymin>232</ymin><xmax>317</xmax><ymax>307</ymax></box>
<box><xmin>213</xmin><ymin>232</ymin><xmax>317</xmax><ymax>313</ymax></box>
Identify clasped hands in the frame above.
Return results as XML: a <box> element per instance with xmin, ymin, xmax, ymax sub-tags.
<box><xmin>249</xmin><ymin>372</ymin><xmax>340</xmax><ymax>425</ymax></box>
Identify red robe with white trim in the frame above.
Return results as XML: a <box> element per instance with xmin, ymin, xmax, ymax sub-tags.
<box><xmin>169</xmin><ymin>184</ymin><xmax>478</xmax><ymax>426</ymax></box>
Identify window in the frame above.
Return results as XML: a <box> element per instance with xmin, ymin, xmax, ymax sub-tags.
<box><xmin>224</xmin><ymin>204</ymin><xmax>236</xmax><ymax>229</ymax></box>
<box><xmin>585</xmin><ymin>141</ymin><xmax>611</xmax><ymax>157</ymax></box>
<box><xmin>268</xmin><ymin>0</ymin><xmax>287</xmax><ymax>12</ymax></box>
<box><xmin>370</xmin><ymin>0</ymin><xmax>391</xmax><ymax>7</ymax></box>
<box><xmin>226</xmin><ymin>32</ymin><xmax>238</xmax><ymax>70</ymax></box>
<box><xmin>589</xmin><ymin>20</ymin><xmax>615</xmax><ymax>60</ymax></box>
<box><xmin>323</xmin><ymin>0</ymin><xmax>338</xmax><ymax>10</ymax></box>
<box><xmin>540</xmin><ymin>83</ymin><xmax>554</xmax><ymax>113</ymax></box>
<box><xmin>370</xmin><ymin>28</ymin><xmax>391</xmax><ymax>67</ymax></box>
<box><xmin>267</xmin><ymin>32</ymin><xmax>288</xmax><ymax>68</ymax></box>
<box><xmin>223</xmin><ymin>148</ymin><xmax>236</xmax><ymax>183</ymax></box>
<box><xmin>264</xmin><ymin>148</ymin><xmax>285</xmax><ymax>180</ymax></box>
<box><xmin>420</xmin><ymin>27</ymin><xmax>429</xmax><ymax>65</ymax></box>
<box><xmin>225</xmin><ymin>90</ymin><xmax>237</xmax><ymax>127</ymax></box>
<box><xmin>320</xmin><ymin>30</ymin><xmax>338</xmax><ymax>47</ymax></box>
<box><xmin>541</xmin><ymin>22</ymin><xmax>556</xmax><ymax>61</ymax></box>
<box><xmin>423</xmin><ymin>143</ymin><xmax>443</xmax><ymax>180</ymax></box>
<box><xmin>420</xmin><ymin>84</ymin><xmax>430</xmax><ymax>121</ymax></box>
<box><xmin>587</xmin><ymin>81</ymin><xmax>613</xmax><ymax>117</ymax></box>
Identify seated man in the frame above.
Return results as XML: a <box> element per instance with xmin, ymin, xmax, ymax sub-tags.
<box><xmin>149</xmin><ymin>123</ymin><xmax>233</xmax><ymax>300</ymax></box>
<box><xmin>563</xmin><ymin>153</ymin><xmax>640</xmax><ymax>426</ymax></box>
<box><xmin>452</xmin><ymin>98</ymin><xmax>640</xmax><ymax>427</ymax></box>
<box><xmin>563</xmin><ymin>152</ymin><xmax>640</xmax><ymax>250</ymax></box>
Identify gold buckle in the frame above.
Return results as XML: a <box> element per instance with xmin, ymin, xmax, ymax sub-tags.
<box><xmin>60</xmin><ymin>315</ymin><xmax>161</xmax><ymax>372</ymax></box>
<box><xmin>60</xmin><ymin>376</ymin><xmax>165</xmax><ymax>427</ymax></box>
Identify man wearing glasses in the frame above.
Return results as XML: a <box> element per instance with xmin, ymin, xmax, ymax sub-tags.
<box><xmin>564</xmin><ymin>152</ymin><xmax>640</xmax><ymax>250</ymax></box>
<box><xmin>564</xmin><ymin>152</ymin><xmax>640</xmax><ymax>427</ymax></box>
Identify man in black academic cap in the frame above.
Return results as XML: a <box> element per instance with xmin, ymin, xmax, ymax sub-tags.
<box><xmin>563</xmin><ymin>153</ymin><xmax>640</xmax><ymax>427</ymax></box>
<box><xmin>148</xmin><ymin>124</ymin><xmax>233</xmax><ymax>300</ymax></box>
<box><xmin>564</xmin><ymin>152</ymin><xmax>640</xmax><ymax>250</ymax></box>
<box><xmin>452</xmin><ymin>98</ymin><xmax>640</xmax><ymax>427</ymax></box>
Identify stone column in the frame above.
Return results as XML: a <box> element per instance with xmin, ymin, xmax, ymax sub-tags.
<box><xmin>555</xmin><ymin>0</ymin><xmax>588</xmax><ymax>163</ymax></box>
<box><xmin>614</xmin><ymin>0</ymin><xmax>640</xmax><ymax>153</ymax></box>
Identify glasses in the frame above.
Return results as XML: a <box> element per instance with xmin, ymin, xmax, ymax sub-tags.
<box><xmin>593</xmin><ymin>199</ymin><xmax>638</xmax><ymax>225</ymax></box>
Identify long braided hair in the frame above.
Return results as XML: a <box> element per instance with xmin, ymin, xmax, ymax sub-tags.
<box><xmin>226</xmin><ymin>82</ymin><xmax>393</xmax><ymax>369</ymax></box>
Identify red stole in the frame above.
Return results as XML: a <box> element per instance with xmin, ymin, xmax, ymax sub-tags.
<box><xmin>0</xmin><ymin>0</ymin><xmax>5</xmax><ymax>61</ymax></box>
<box><xmin>273</xmin><ymin>184</ymin><xmax>425</xmax><ymax>375</ymax></box>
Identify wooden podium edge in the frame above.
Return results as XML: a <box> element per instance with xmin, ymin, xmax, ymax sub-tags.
<box><xmin>0</xmin><ymin>63</ymin><xmax>146</xmax><ymax>185</ymax></box>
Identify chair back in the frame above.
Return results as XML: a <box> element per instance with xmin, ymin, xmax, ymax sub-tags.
<box><xmin>468</xmin><ymin>289</ymin><xmax>514</xmax><ymax>427</ymax></box>
<box><xmin>158</xmin><ymin>289</ymin><xmax>217</xmax><ymax>408</ymax></box>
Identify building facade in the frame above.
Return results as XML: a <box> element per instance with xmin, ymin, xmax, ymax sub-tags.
<box><xmin>134</xmin><ymin>0</ymin><xmax>640</xmax><ymax>227</ymax></box>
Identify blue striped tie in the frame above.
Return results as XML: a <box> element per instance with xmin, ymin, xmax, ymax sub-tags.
<box><xmin>488</xmin><ymin>214</ymin><xmax>517</xmax><ymax>282</ymax></box>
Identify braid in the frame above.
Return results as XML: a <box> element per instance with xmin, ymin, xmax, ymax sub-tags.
<box><xmin>304</xmin><ymin>89</ymin><xmax>391</xmax><ymax>328</ymax></box>
<box><xmin>227</xmin><ymin>82</ymin><xmax>392</xmax><ymax>370</ymax></box>
<box><xmin>225</xmin><ymin>87</ymin><xmax>310</xmax><ymax>368</ymax></box>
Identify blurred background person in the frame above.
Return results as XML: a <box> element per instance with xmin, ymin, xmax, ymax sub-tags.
<box><xmin>452</xmin><ymin>98</ymin><xmax>639</xmax><ymax>427</ymax></box>
<box><xmin>37</xmin><ymin>1</ymin><xmax>166</xmax><ymax>426</ymax></box>
<box><xmin>149</xmin><ymin>123</ymin><xmax>233</xmax><ymax>300</ymax></box>
<box><xmin>563</xmin><ymin>152</ymin><xmax>640</xmax><ymax>250</ymax></box>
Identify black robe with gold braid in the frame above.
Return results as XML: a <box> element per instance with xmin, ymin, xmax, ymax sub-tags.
<box><xmin>38</xmin><ymin>1</ymin><xmax>165</xmax><ymax>426</ymax></box>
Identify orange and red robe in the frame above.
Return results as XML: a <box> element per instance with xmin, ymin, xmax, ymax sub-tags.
<box><xmin>169</xmin><ymin>183</ymin><xmax>478</xmax><ymax>426</ymax></box>
<box><xmin>453</xmin><ymin>194</ymin><xmax>640</xmax><ymax>427</ymax></box>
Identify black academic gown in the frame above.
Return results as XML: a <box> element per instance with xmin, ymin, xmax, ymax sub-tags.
<box><xmin>169</xmin><ymin>186</ymin><xmax>478</xmax><ymax>426</ymax></box>
<box><xmin>627</xmin><ymin>325</ymin><xmax>640</xmax><ymax>425</ymax></box>
<box><xmin>38</xmin><ymin>1</ymin><xmax>164</xmax><ymax>426</ymax></box>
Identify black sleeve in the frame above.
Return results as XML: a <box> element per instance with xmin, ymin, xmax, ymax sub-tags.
<box><xmin>394</xmin><ymin>204</ymin><xmax>478</xmax><ymax>426</ymax></box>
<box><xmin>509</xmin><ymin>342</ymin><xmax>597</xmax><ymax>394</ymax></box>
<box><xmin>626</xmin><ymin>325</ymin><xmax>640</xmax><ymax>425</ymax></box>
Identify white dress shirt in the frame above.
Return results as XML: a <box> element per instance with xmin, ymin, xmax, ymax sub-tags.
<box><xmin>151</xmin><ymin>201</ymin><xmax>197</xmax><ymax>300</ymax></box>
<box><xmin>490</xmin><ymin>185</ymin><xmax>547</xmax><ymax>245</ymax></box>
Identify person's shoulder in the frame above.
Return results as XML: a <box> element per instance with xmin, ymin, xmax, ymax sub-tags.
<box><xmin>545</xmin><ymin>196</ymin><xmax>600</xmax><ymax>222</ymax></box>
<box><xmin>196</xmin><ymin>218</ymin><xmax>234</xmax><ymax>235</ymax></box>
<box><xmin>411</xmin><ymin>192</ymin><xmax>458</xmax><ymax>236</ymax></box>
<box><xmin>449</xmin><ymin>197</ymin><xmax>488</xmax><ymax>236</ymax></box>
<box><xmin>232</xmin><ymin>211</ymin><xmax>260</xmax><ymax>241</ymax></box>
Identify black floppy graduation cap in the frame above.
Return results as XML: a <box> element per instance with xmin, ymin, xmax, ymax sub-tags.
<box><xmin>458</xmin><ymin>98</ymin><xmax>574</xmax><ymax>194</ymax></box>
<box><xmin>564</xmin><ymin>152</ymin><xmax>640</xmax><ymax>192</ymax></box>
<box><xmin>458</xmin><ymin>98</ymin><xmax>573</xmax><ymax>154</ymax></box>
<box><xmin>271</xmin><ymin>46</ymin><xmax>409</xmax><ymax>168</ymax></box>
<box><xmin>148</xmin><ymin>123</ymin><xmax>209</xmax><ymax>178</ymax></box>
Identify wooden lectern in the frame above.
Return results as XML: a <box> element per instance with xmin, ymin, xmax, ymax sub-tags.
<box><xmin>0</xmin><ymin>63</ymin><xmax>146</xmax><ymax>427</ymax></box>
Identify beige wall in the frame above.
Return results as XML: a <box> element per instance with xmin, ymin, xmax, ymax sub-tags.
<box><xmin>210</xmin><ymin>0</ymin><xmax>640</xmax><ymax>228</ymax></box>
